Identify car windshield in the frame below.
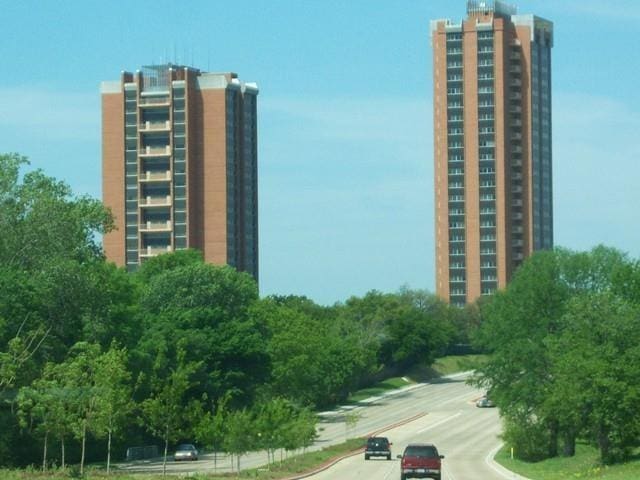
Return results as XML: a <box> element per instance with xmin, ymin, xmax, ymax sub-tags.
<box><xmin>177</xmin><ymin>444</ymin><xmax>195</xmax><ymax>451</ymax></box>
<box><xmin>404</xmin><ymin>445</ymin><xmax>438</xmax><ymax>458</ymax></box>
<box><xmin>368</xmin><ymin>438</ymin><xmax>388</xmax><ymax>447</ymax></box>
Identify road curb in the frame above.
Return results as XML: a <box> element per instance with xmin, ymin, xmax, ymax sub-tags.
<box><xmin>485</xmin><ymin>442</ymin><xmax>532</xmax><ymax>480</ymax></box>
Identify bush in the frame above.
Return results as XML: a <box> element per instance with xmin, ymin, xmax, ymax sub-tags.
<box><xmin>502</xmin><ymin>418</ymin><xmax>550</xmax><ymax>462</ymax></box>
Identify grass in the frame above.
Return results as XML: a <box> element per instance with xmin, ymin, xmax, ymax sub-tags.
<box><xmin>346</xmin><ymin>354</ymin><xmax>487</xmax><ymax>404</ymax></box>
<box><xmin>406</xmin><ymin>354</ymin><xmax>489</xmax><ymax>382</ymax></box>
<box><xmin>495</xmin><ymin>443</ymin><xmax>640</xmax><ymax>480</ymax></box>
<box><xmin>0</xmin><ymin>438</ymin><xmax>365</xmax><ymax>480</ymax></box>
<box><xmin>430</xmin><ymin>354</ymin><xmax>488</xmax><ymax>376</ymax></box>
<box><xmin>347</xmin><ymin>377</ymin><xmax>413</xmax><ymax>403</ymax></box>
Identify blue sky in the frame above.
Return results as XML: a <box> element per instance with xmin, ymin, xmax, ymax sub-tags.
<box><xmin>1</xmin><ymin>0</ymin><xmax>639</xmax><ymax>305</ymax></box>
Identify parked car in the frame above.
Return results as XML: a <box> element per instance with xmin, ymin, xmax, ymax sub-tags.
<box><xmin>174</xmin><ymin>443</ymin><xmax>198</xmax><ymax>461</ymax></box>
<box><xmin>364</xmin><ymin>436</ymin><xmax>392</xmax><ymax>460</ymax></box>
<box><xmin>397</xmin><ymin>443</ymin><xmax>444</xmax><ymax>480</ymax></box>
<box><xmin>476</xmin><ymin>396</ymin><xmax>495</xmax><ymax>408</ymax></box>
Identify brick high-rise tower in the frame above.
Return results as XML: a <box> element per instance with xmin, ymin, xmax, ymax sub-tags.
<box><xmin>431</xmin><ymin>2</ymin><xmax>553</xmax><ymax>306</ymax></box>
<box><xmin>101</xmin><ymin>65</ymin><xmax>259</xmax><ymax>281</ymax></box>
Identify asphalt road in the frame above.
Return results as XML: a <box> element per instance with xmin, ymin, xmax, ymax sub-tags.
<box><xmin>309</xmin><ymin>389</ymin><xmax>509</xmax><ymax>479</ymax></box>
<box><xmin>118</xmin><ymin>373</ymin><xmax>518</xmax><ymax>479</ymax></box>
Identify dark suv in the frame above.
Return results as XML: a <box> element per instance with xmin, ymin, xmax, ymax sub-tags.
<box><xmin>364</xmin><ymin>436</ymin><xmax>392</xmax><ymax>460</ymax></box>
<box><xmin>397</xmin><ymin>443</ymin><xmax>444</xmax><ymax>480</ymax></box>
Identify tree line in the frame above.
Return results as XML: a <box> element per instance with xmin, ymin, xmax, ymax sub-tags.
<box><xmin>471</xmin><ymin>246</ymin><xmax>640</xmax><ymax>465</ymax></box>
<box><xmin>0</xmin><ymin>153</ymin><xmax>472</xmax><ymax>472</ymax></box>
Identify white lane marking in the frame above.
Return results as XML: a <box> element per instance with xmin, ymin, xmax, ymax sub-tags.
<box><xmin>382</xmin><ymin>459</ymin><xmax>398</xmax><ymax>480</ymax></box>
<box><xmin>484</xmin><ymin>442</ymin><xmax>531</xmax><ymax>479</ymax></box>
<box><xmin>417</xmin><ymin>411</ymin><xmax>463</xmax><ymax>434</ymax></box>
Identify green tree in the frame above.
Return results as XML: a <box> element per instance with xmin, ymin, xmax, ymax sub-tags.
<box><xmin>17</xmin><ymin>377</ymin><xmax>59</xmax><ymax>471</ymax></box>
<box><xmin>92</xmin><ymin>342</ymin><xmax>133</xmax><ymax>474</ymax></box>
<box><xmin>61</xmin><ymin>342</ymin><xmax>103</xmax><ymax>475</ymax></box>
<box><xmin>260</xmin><ymin>299</ymin><xmax>371</xmax><ymax>408</ymax></box>
<box><xmin>135</xmin><ymin>248</ymin><xmax>204</xmax><ymax>284</ymax></box>
<box><xmin>17</xmin><ymin>361</ymin><xmax>76</xmax><ymax>470</ymax></box>
<box><xmin>223</xmin><ymin>408</ymin><xmax>255</xmax><ymax>472</ymax></box>
<box><xmin>548</xmin><ymin>293</ymin><xmax>640</xmax><ymax>463</ymax></box>
<box><xmin>0</xmin><ymin>153</ymin><xmax>112</xmax><ymax>270</ymax></box>
<box><xmin>472</xmin><ymin>246</ymin><xmax>640</xmax><ymax>464</ymax></box>
<box><xmin>136</xmin><ymin>262</ymin><xmax>267</xmax><ymax>410</ymax></box>
<box><xmin>0</xmin><ymin>153</ymin><xmax>115</xmax><ymax>392</ymax></box>
<box><xmin>253</xmin><ymin>398</ymin><xmax>296</xmax><ymax>464</ymax></box>
<box><xmin>282</xmin><ymin>407</ymin><xmax>317</xmax><ymax>455</ymax></box>
<box><xmin>141</xmin><ymin>345</ymin><xmax>202</xmax><ymax>476</ymax></box>
<box><xmin>471</xmin><ymin>250</ymin><xmax>571</xmax><ymax>458</ymax></box>
<box><xmin>194</xmin><ymin>394</ymin><xmax>229</xmax><ymax>472</ymax></box>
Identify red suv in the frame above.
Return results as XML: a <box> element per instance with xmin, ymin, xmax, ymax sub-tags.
<box><xmin>397</xmin><ymin>443</ymin><xmax>444</xmax><ymax>480</ymax></box>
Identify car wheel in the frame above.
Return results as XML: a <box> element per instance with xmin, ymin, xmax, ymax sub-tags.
<box><xmin>387</xmin><ymin>454</ymin><xmax>391</xmax><ymax>460</ymax></box>
<box><xmin>400</xmin><ymin>474</ymin><xmax>406</xmax><ymax>480</ymax></box>
<box><xmin>365</xmin><ymin>454</ymin><xmax>369</xmax><ymax>460</ymax></box>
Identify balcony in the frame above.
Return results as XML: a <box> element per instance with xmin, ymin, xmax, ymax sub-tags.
<box><xmin>512</xmin><ymin>146</ymin><xmax>523</xmax><ymax>154</ymax></box>
<box><xmin>510</xmin><ymin>79</ymin><xmax>522</xmax><ymax>87</ymax></box>
<box><xmin>140</xmin><ymin>120</ymin><xmax>171</xmax><ymax>131</ymax></box>
<box><xmin>511</xmin><ymin>119</ymin><xmax>522</xmax><ymax>127</ymax></box>
<box><xmin>139</xmin><ymin>220</ymin><xmax>172</xmax><ymax>232</ymax></box>
<box><xmin>140</xmin><ymin>170</ymin><xmax>171</xmax><ymax>182</ymax></box>
<box><xmin>511</xmin><ymin>132</ymin><xmax>522</xmax><ymax>140</ymax></box>
<box><xmin>139</xmin><ymin>195</ymin><xmax>172</xmax><ymax>207</ymax></box>
<box><xmin>139</xmin><ymin>245</ymin><xmax>173</xmax><ymax>257</ymax></box>
<box><xmin>139</xmin><ymin>145</ymin><xmax>171</xmax><ymax>157</ymax></box>
<box><xmin>510</xmin><ymin>105</ymin><xmax>522</xmax><ymax>114</ymax></box>
<box><xmin>139</xmin><ymin>97</ymin><xmax>170</xmax><ymax>107</ymax></box>
<box><xmin>510</xmin><ymin>66</ymin><xmax>522</xmax><ymax>74</ymax></box>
